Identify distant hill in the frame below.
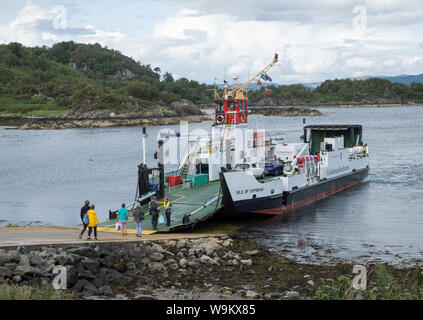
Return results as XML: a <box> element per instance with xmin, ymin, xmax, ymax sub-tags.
<box><xmin>248</xmin><ymin>78</ymin><xmax>423</xmax><ymax>106</ymax></box>
<box><xmin>48</xmin><ymin>41</ymin><xmax>160</xmax><ymax>81</ymax></box>
<box><xmin>298</xmin><ymin>74</ymin><xmax>423</xmax><ymax>90</ymax></box>
<box><xmin>212</xmin><ymin>74</ymin><xmax>423</xmax><ymax>106</ymax></box>
<box><xmin>300</xmin><ymin>82</ymin><xmax>321</xmax><ymax>90</ymax></box>
<box><xmin>378</xmin><ymin>74</ymin><xmax>423</xmax><ymax>86</ymax></box>
<box><xmin>0</xmin><ymin>41</ymin><xmax>214</xmax><ymax>118</ymax></box>
<box><xmin>1</xmin><ymin>41</ymin><xmax>422</xmax><ymax>120</ymax></box>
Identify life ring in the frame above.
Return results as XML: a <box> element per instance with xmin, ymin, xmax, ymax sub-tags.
<box><xmin>216</xmin><ymin>114</ymin><xmax>225</xmax><ymax>124</ymax></box>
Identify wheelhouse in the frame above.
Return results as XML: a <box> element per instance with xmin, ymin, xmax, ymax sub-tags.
<box><xmin>303</xmin><ymin>125</ymin><xmax>364</xmax><ymax>154</ymax></box>
<box><xmin>214</xmin><ymin>99</ymin><xmax>248</xmax><ymax>125</ymax></box>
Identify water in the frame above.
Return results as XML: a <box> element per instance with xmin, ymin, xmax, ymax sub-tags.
<box><xmin>242</xmin><ymin>106</ymin><xmax>423</xmax><ymax>266</ymax></box>
<box><xmin>1</xmin><ymin>106</ymin><xmax>423</xmax><ymax>265</ymax></box>
<box><xmin>0</xmin><ymin>122</ymin><xmax>211</xmax><ymax>226</ymax></box>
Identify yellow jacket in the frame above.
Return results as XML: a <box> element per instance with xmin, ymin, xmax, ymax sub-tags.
<box><xmin>87</xmin><ymin>209</ymin><xmax>99</xmax><ymax>227</ymax></box>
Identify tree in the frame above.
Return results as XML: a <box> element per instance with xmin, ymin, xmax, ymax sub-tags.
<box><xmin>410</xmin><ymin>82</ymin><xmax>423</xmax><ymax>92</ymax></box>
<box><xmin>8</xmin><ymin>42</ymin><xmax>23</xmax><ymax>58</ymax></box>
<box><xmin>127</xmin><ymin>82</ymin><xmax>159</xmax><ymax>100</ymax></box>
<box><xmin>36</xmin><ymin>53</ymin><xmax>48</xmax><ymax>71</ymax></box>
<box><xmin>49</xmin><ymin>41</ymin><xmax>76</xmax><ymax>64</ymax></box>
<box><xmin>163</xmin><ymin>72</ymin><xmax>174</xmax><ymax>83</ymax></box>
<box><xmin>0</xmin><ymin>66</ymin><xmax>14</xmax><ymax>83</ymax></box>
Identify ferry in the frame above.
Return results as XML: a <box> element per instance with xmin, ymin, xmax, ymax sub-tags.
<box><xmin>208</xmin><ymin>54</ymin><xmax>370</xmax><ymax>215</ymax></box>
<box><xmin>99</xmin><ymin>54</ymin><xmax>369</xmax><ymax>233</ymax></box>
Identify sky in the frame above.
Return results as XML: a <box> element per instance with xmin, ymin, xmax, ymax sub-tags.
<box><xmin>1</xmin><ymin>0</ymin><xmax>423</xmax><ymax>84</ymax></box>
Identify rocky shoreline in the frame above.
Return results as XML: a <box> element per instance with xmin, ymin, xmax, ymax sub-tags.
<box><xmin>310</xmin><ymin>103</ymin><xmax>422</xmax><ymax>108</ymax></box>
<box><xmin>0</xmin><ymin>99</ymin><xmax>214</xmax><ymax>130</ymax></box>
<box><xmin>3</xmin><ymin>104</ymin><xmax>420</xmax><ymax>130</ymax></box>
<box><xmin>250</xmin><ymin>96</ymin><xmax>423</xmax><ymax>108</ymax></box>
<box><xmin>248</xmin><ymin>106</ymin><xmax>323</xmax><ymax>117</ymax></box>
<box><xmin>1</xmin><ymin>233</ymin><xmax>422</xmax><ymax>300</ymax></box>
<box><xmin>0</xmin><ymin>115</ymin><xmax>211</xmax><ymax>130</ymax></box>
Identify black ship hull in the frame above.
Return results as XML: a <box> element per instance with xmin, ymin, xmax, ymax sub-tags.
<box><xmin>221</xmin><ymin>168</ymin><xmax>369</xmax><ymax>215</ymax></box>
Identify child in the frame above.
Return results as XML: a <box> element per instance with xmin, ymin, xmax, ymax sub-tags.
<box><xmin>87</xmin><ymin>204</ymin><xmax>99</xmax><ymax>240</ymax></box>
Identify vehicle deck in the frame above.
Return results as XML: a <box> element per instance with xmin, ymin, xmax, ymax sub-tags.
<box><xmin>98</xmin><ymin>181</ymin><xmax>222</xmax><ymax>235</ymax></box>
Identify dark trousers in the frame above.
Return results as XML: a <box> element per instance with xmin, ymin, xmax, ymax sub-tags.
<box><xmin>165</xmin><ymin>209</ymin><xmax>171</xmax><ymax>226</ymax></box>
<box><xmin>152</xmin><ymin>213</ymin><xmax>158</xmax><ymax>229</ymax></box>
<box><xmin>80</xmin><ymin>222</ymin><xmax>88</xmax><ymax>237</ymax></box>
<box><xmin>88</xmin><ymin>226</ymin><xmax>97</xmax><ymax>238</ymax></box>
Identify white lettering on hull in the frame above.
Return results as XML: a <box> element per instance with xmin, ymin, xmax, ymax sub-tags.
<box><xmin>236</xmin><ymin>187</ymin><xmax>264</xmax><ymax>195</ymax></box>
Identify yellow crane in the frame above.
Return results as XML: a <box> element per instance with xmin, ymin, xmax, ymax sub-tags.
<box><xmin>214</xmin><ymin>53</ymin><xmax>279</xmax><ymax>101</ymax></box>
<box><xmin>213</xmin><ymin>53</ymin><xmax>279</xmax><ymax>126</ymax></box>
<box><xmin>232</xmin><ymin>53</ymin><xmax>279</xmax><ymax>100</ymax></box>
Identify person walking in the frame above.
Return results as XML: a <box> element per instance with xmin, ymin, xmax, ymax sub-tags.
<box><xmin>79</xmin><ymin>200</ymin><xmax>90</xmax><ymax>239</ymax></box>
<box><xmin>163</xmin><ymin>197</ymin><xmax>172</xmax><ymax>227</ymax></box>
<box><xmin>149</xmin><ymin>196</ymin><xmax>160</xmax><ymax>230</ymax></box>
<box><xmin>132</xmin><ymin>203</ymin><xmax>144</xmax><ymax>237</ymax></box>
<box><xmin>117</xmin><ymin>203</ymin><xmax>129</xmax><ymax>236</ymax></box>
<box><xmin>87</xmin><ymin>204</ymin><xmax>99</xmax><ymax>240</ymax></box>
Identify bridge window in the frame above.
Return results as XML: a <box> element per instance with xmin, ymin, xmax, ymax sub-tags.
<box><xmin>216</xmin><ymin>101</ymin><xmax>224</xmax><ymax>113</ymax></box>
<box><xmin>239</xmin><ymin>100</ymin><xmax>245</xmax><ymax>112</ymax></box>
<box><xmin>228</xmin><ymin>101</ymin><xmax>236</xmax><ymax>111</ymax></box>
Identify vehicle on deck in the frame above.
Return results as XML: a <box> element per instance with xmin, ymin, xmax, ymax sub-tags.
<box><xmin>264</xmin><ymin>159</ymin><xmax>284</xmax><ymax>176</ymax></box>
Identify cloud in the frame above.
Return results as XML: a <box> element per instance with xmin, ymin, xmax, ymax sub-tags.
<box><xmin>174</xmin><ymin>0</ymin><xmax>423</xmax><ymax>27</ymax></box>
<box><xmin>1</xmin><ymin>0</ymin><xmax>423</xmax><ymax>84</ymax></box>
<box><xmin>0</xmin><ymin>0</ymin><xmax>125</xmax><ymax>47</ymax></box>
<box><xmin>183</xmin><ymin>29</ymin><xmax>208</xmax><ymax>42</ymax></box>
<box><xmin>130</xmin><ymin>2</ymin><xmax>423</xmax><ymax>83</ymax></box>
<box><xmin>126</xmin><ymin>9</ymin><xmax>365</xmax><ymax>82</ymax></box>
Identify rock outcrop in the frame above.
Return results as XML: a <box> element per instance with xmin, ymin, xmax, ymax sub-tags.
<box><xmin>0</xmin><ymin>236</ymin><xmax>271</xmax><ymax>300</ymax></box>
<box><xmin>248</xmin><ymin>106</ymin><xmax>323</xmax><ymax>117</ymax></box>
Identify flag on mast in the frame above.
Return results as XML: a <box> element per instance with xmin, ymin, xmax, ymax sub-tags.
<box><xmin>260</xmin><ymin>73</ymin><xmax>272</xmax><ymax>82</ymax></box>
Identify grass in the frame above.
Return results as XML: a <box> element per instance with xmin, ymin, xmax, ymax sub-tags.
<box><xmin>313</xmin><ymin>275</ymin><xmax>356</xmax><ymax>300</ymax></box>
<box><xmin>0</xmin><ymin>95</ymin><xmax>69</xmax><ymax>117</ymax></box>
<box><xmin>313</xmin><ymin>264</ymin><xmax>423</xmax><ymax>300</ymax></box>
<box><xmin>5</xmin><ymin>223</ymin><xmax>19</xmax><ymax>227</ymax></box>
<box><xmin>0</xmin><ymin>283</ymin><xmax>72</xmax><ymax>300</ymax></box>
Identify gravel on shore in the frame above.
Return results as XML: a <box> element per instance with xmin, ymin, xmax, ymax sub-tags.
<box><xmin>0</xmin><ymin>115</ymin><xmax>211</xmax><ymax>130</ymax></box>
